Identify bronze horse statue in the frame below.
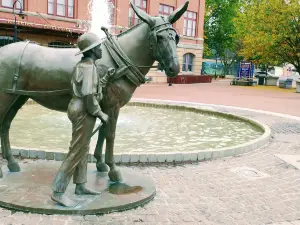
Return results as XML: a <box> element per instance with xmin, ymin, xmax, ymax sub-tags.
<box><xmin>0</xmin><ymin>1</ymin><xmax>189</xmax><ymax>181</ymax></box>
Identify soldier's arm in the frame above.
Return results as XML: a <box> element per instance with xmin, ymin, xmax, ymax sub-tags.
<box><xmin>83</xmin><ymin>95</ymin><xmax>101</xmax><ymax>117</ymax></box>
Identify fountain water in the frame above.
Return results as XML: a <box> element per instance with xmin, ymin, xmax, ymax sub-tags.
<box><xmin>10</xmin><ymin>104</ymin><xmax>264</xmax><ymax>154</ymax></box>
<box><xmin>88</xmin><ymin>0</ymin><xmax>114</xmax><ymax>38</ymax></box>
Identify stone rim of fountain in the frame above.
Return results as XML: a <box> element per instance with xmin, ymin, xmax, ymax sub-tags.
<box><xmin>7</xmin><ymin>99</ymin><xmax>271</xmax><ymax>164</ymax></box>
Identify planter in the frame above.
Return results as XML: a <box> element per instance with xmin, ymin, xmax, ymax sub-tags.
<box><xmin>168</xmin><ymin>75</ymin><xmax>212</xmax><ymax>84</ymax></box>
<box><xmin>265</xmin><ymin>76</ymin><xmax>279</xmax><ymax>86</ymax></box>
<box><xmin>230</xmin><ymin>79</ymin><xmax>257</xmax><ymax>86</ymax></box>
<box><xmin>296</xmin><ymin>81</ymin><xmax>300</xmax><ymax>93</ymax></box>
<box><xmin>279</xmin><ymin>78</ymin><xmax>293</xmax><ymax>89</ymax></box>
<box><xmin>279</xmin><ymin>79</ymin><xmax>285</xmax><ymax>88</ymax></box>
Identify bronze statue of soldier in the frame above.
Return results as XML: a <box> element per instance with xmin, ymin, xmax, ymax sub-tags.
<box><xmin>0</xmin><ymin>0</ymin><xmax>189</xmax><ymax>190</ymax></box>
<box><xmin>51</xmin><ymin>32</ymin><xmax>114</xmax><ymax>207</ymax></box>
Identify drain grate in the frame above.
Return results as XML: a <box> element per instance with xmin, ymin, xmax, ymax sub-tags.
<box><xmin>271</xmin><ymin>123</ymin><xmax>300</xmax><ymax>134</ymax></box>
<box><xmin>230</xmin><ymin>167</ymin><xmax>270</xmax><ymax>180</ymax></box>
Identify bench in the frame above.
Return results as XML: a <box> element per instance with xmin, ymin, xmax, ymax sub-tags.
<box><xmin>230</xmin><ymin>79</ymin><xmax>257</xmax><ymax>86</ymax></box>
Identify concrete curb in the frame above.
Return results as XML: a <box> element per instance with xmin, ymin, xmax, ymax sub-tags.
<box><xmin>7</xmin><ymin>99</ymin><xmax>271</xmax><ymax>164</ymax></box>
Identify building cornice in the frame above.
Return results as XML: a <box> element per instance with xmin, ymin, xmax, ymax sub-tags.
<box><xmin>180</xmin><ymin>36</ymin><xmax>204</xmax><ymax>41</ymax></box>
<box><xmin>0</xmin><ymin>18</ymin><xmax>84</xmax><ymax>34</ymax></box>
<box><xmin>178</xmin><ymin>43</ymin><xmax>203</xmax><ymax>50</ymax></box>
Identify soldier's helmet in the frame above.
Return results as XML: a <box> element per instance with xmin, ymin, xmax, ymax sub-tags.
<box><xmin>75</xmin><ymin>32</ymin><xmax>102</xmax><ymax>56</ymax></box>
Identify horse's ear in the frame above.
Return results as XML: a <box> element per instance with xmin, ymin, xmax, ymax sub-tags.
<box><xmin>130</xmin><ymin>1</ymin><xmax>155</xmax><ymax>27</ymax></box>
<box><xmin>168</xmin><ymin>1</ymin><xmax>189</xmax><ymax>24</ymax></box>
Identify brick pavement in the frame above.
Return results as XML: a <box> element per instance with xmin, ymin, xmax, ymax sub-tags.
<box><xmin>1</xmin><ymin>82</ymin><xmax>300</xmax><ymax>225</ymax></box>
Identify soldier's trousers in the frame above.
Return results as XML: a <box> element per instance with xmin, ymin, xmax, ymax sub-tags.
<box><xmin>52</xmin><ymin>97</ymin><xmax>96</xmax><ymax>193</ymax></box>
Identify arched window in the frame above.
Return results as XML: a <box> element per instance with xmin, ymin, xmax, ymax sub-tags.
<box><xmin>0</xmin><ymin>36</ymin><xmax>21</xmax><ymax>47</ymax></box>
<box><xmin>48</xmin><ymin>41</ymin><xmax>74</xmax><ymax>48</ymax></box>
<box><xmin>182</xmin><ymin>53</ymin><xmax>195</xmax><ymax>72</ymax></box>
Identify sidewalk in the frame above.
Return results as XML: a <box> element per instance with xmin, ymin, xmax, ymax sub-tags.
<box><xmin>134</xmin><ymin>80</ymin><xmax>300</xmax><ymax>117</ymax></box>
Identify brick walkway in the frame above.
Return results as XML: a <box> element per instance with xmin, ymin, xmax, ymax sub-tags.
<box><xmin>1</xmin><ymin>81</ymin><xmax>300</xmax><ymax>225</ymax></box>
<box><xmin>133</xmin><ymin>80</ymin><xmax>300</xmax><ymax>117</ymax></box>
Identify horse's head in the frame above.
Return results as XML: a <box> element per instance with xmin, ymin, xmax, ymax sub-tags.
<box><xmin>130</xmin><ymin>1</ymin><xmax>189</xmax><ymax>78</ymax></box>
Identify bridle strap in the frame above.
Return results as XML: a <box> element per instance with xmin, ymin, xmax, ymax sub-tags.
<box><xmin>156</xmin><ymin>27</ymin><xmax>177</xmax><ymax>34</ymax></box>
<box><xmin>150</xmin><ymin>22</ymin><xmax>172</xmax><ymax>30</ymax></box>
<box><xmin>104</xmin><ymin>21</ymin><xmax>178</xmax><ymax>71</ymax></box>
<box><xmin>150</xmin><ymin>21</ymin><xmax>178</xmax><ymax>70</ymax></box>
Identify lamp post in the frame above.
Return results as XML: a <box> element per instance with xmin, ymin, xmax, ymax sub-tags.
<box><xmin>214</xmin><ymin>53</ymin><xmax>218</xmax><ymax>80</ymax></box>
<box><xmin>12</xmin><ymin>0</ymin><xmax>24</xmax><ymax>42</ymax></box>
<box><xmin>168</xmin><ymin>77</ymin><xmax>173</xmax><ymax>86</ymax></box>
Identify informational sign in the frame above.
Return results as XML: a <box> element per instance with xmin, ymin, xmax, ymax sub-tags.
<box><xmin>1</xmin><ymin>19</ymin><xmax>83</xmax><ymax>34</ymax></box>
<box><xmin>238</xmin><ymin>62</ymin><xmax>252</xmax><ymax>79</ymax></box>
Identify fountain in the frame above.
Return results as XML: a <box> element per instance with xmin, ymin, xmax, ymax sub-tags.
<box><xmin>0</xmin><ymin>0</ymin><xmax>270</xmax><ymax>215</ymax></box>
<box><xmin>9</xmin><ymin>103</ymin><xmax>264</xmax><ymax>155</ymax></box>
<box><xmin>88</xmin><ymin>0</ymin><xmax>114</xmax><ymax>38</ymax></box>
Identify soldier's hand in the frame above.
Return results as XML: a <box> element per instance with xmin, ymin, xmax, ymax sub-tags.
<box><xmin>98</xmin><ymin>111</ymin><xmax>109</xmax><ymax>123</ymax></box>
<box><xmin>108</xmin><ymin>68</ymin><xmax>116</xmax><ymax>76</ymax></box>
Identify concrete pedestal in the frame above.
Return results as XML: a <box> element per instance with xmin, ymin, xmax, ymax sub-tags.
<box><xmin>265</xmin><ymin>76</ymin><xmax>279</xmax><ymax>86</ymax></box>
<box><xmin>0</xmin><ymin>161</ymin><xmax>156</xmax><ymax>215</ymax></box>
<box><xmin>296</xmin><ymin>81</ymin><xmax>300</xmax><ymax>93</ymax></box>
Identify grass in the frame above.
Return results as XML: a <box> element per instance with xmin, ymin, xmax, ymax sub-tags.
<box><xmin>244</xmin><ymin>85</ymin><xmax>297</xmax><ymax>93</ymax></box>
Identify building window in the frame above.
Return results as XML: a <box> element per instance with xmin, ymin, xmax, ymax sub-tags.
<box><xmin>159</xmin><ymin>4</ymin><xmax>174</xmax><ymax>16</ymax></box>
<box><xmin>182</xmin><ymin>53</ymin><xmax>194</xmax><ymax>72</ymax></box>
<box><xmin>183</xmin><ymin>11</ymin><xmax>197</xmax><ymax>37</ymax></box>
<box><xmin>1</xmin><ymin>0</ymin><xmax>23</xmax><ymax>9</ymax></box>
<box><xmin>48</xmin><ymin>41</ymin><xmax>74</xmax><ymax>48</ymax></box>
<box><xmin>129</xmin><ymin>0</ymin><xmax>147</xmax><ymax>27</ymax></box>
<box><xmin>48</xmin><ymin>0</ymin><xmax>74</xmax><ymax>18</ymax></box>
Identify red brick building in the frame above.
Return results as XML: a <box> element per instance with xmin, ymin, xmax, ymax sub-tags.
<box><xmin>0</xmin><ymin>0</ymin><xmax>205</xmax><ymax>82</ymax></box>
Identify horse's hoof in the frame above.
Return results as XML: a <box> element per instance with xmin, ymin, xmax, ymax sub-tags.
<box><xmin>96</xmin><ymin>162</ymin><xmax>109</xmax><ymax>172</ymax></box>
<box><xmin>0</xmin><ymin>168</ymin><xmax>3</xmax><ymax>178</ymax></box>
<box><xmin>108</xmin><ymin>168</ymin><xmax>122</xmax><ymax>182</ymax></box>
<box><xmin>7</xmin><ymin>161</ymin><xmax>20</xmax><ymax>172</ymax></box>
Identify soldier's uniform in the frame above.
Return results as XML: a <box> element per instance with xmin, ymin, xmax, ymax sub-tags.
<box><xmin>52</xmin><ymin>33</ymin><xmax>113</xmax><ymax>193</ymax></box>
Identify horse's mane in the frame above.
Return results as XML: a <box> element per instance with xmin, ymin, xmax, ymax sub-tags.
<box><xmin>116</xmin><ymin>22</ymin><xmax>145</xmax><ymax>38</ymax></box>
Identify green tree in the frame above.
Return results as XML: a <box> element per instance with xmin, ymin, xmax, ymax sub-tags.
<box><xmin>234</xmin><ymin>0</ymin><xmax>300</xmax><ymax>73</ymax></box>
<box><xmin>204</xmin><ymin>0</ymin><xmax>241</xmax><ymax>76</ymax></box>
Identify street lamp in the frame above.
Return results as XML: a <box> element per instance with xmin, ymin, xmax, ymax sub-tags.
<box><xmin>12</xmin><ymin>0</ymin><xmax>25</xmax><ymax>42</ymax></box>
<box><xmin>168</xmin><ymin>77</ymin><xmax>173</xmax><ymax>86</ymax></box>
<box><xmin>215</xmin><ymin>53</ymin><xmax>218</xmax><ymax>80</ymax></box>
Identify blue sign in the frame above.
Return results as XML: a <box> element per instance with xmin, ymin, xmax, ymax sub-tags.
<box><xmin>238</xmin><ymin>62</ymin><xmax>253</xmax><ymax>79</ymax></box>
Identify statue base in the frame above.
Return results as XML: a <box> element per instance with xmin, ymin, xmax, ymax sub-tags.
<box><xmin>0</xmin><ymin>161</ymin><xmax>155</xmax><ymax>215</ymax></box>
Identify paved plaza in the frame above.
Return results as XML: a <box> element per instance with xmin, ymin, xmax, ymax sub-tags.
<box><xmin>1</xmin><ymin>80</ymin><xmax>300</xmax><ymax>225</ymax></box>
<box><xmin>134</xmin><ymin>80</ymin><xmax>300</xmax><ymax>117</ymax></box>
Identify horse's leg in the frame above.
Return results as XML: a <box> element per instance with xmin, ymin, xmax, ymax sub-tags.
<box><xmin>94</xmin><ymin>124</ymin><xmax>109</xmax><ymax>172</ymax></box>
<box><xmin>1</xmin><ymin>96</ymin><xmax>29</xmax><ymax>172</ymax></box>
<box><xmin>105</xmin><ymin>107</ymin><xmax>122</xmax><ymax>182</ymax></box>
<box><xmin>0</xmin><ymin>94</ymin><xmax>19</xmax><ymax>175</ymax></box>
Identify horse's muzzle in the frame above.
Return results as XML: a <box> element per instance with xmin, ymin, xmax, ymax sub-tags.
<box><xmin>166</xmin><ymin>60</ymin><xmax>180</xmax><ymax>77</ymax></box>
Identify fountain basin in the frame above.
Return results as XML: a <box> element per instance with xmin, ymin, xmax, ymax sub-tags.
<box><xmin>4</xmin><ymin>100</ymin><xmax>270</xmax><ymax>163</ymax></box>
